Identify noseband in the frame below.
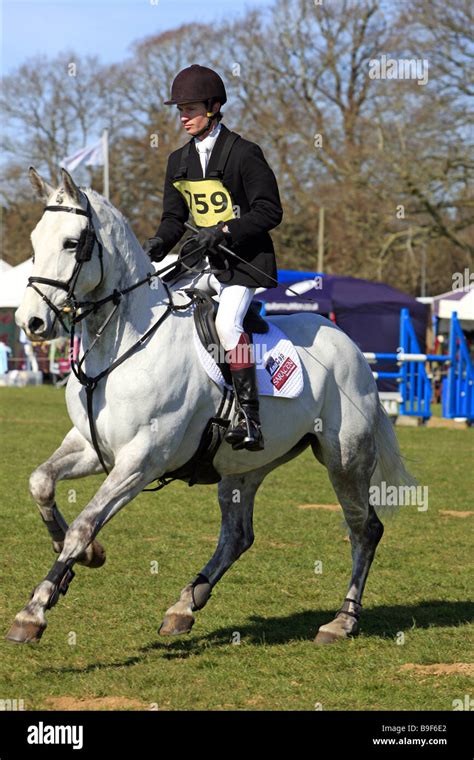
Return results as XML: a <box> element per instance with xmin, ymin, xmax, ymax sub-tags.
<box><xmin>27</xmin><ymin>197</ymin><xmax>104</xmax><ymax>331</ymax></box>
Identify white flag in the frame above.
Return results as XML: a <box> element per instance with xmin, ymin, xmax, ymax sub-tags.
<box><xmin>61</xmin><ymin>137</ymin><xmax>104</xmax><ymax>173</ymax></box>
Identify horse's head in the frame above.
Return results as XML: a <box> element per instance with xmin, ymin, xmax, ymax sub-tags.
<box><xmin>16</xmin><ymin>167</ymin><xmax>105</xmax><ymax>340</ymax></box>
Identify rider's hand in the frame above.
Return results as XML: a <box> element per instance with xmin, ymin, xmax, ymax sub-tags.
<box><xmin>142</xmin><ymin>236</ymin><xmax>165</xmax><ymax>262</ymax></box>
<box><xmin>194</xmin><ymin>223</ymin><xmax>231</xmax><ymax>254</ymax></box>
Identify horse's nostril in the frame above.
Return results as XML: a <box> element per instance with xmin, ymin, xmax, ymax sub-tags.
<box><xmin>28</xmin><ymin>316</ymin><xmax>45</xmax><ymax>334</ymax></box>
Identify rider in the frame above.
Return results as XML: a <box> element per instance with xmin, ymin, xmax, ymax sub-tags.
<box><xmin>143</xmin><ymin>64</ymin><xmax>283</xmax><ymax>452</ymax></box>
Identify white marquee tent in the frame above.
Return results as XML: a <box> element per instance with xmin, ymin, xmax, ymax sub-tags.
<box><xmin>438</xmin><ymin>287</ymin><xmax>474</xmax><ymax>322</ymax></box>
<box><xmin>0</xmin><ymin>260</ymin><xmax>12</xmax><ymax>277</ymax></box>
<box><xmin>0</xmin><ymin>258</ymin><xmax>33</xmax><ymax>308</ymax></box>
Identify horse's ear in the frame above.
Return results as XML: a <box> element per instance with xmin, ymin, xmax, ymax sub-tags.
<box><xmin>28</xmin><ymin>167</ymin><xmax>54</xmax><ymax>202</ymax></box>
<box><xmin>60</xmin><ymin>167</ymin><xmax>82</xmax><ymax>204</ymax></box>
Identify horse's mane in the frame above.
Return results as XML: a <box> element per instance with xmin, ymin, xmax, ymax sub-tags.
<box><xmin>80</xmin><ymin>186</ymin><xmax>129</xmax><ymax>240</ymax></box>
<box><xmin>79</xmin><ymin>187</ymin><xmax>145</xmax><ymax>273</ymax></box>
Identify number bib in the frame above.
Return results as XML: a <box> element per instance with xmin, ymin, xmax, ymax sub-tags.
<box><xmin>173</xmin><ymin>178</ymin><xmax>236</xmax><ymax>228</ymax></box>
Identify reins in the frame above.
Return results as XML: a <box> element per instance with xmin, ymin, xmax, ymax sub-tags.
<box><xmin>27</xmin><ymin>199</ymin><xmax>202</xmax><ymax>476</ymax></box>
<box><xmin>184</xmin><ymin>221</ymin><xmax>324</xmax><ymax>303</ymax></box>
<box><xmin>72</xmin><ymin>285</ymin><xmax>191</xmax><ymax>475</ymax></box>
<box><xmin>26</xmin><ymin>195</ymin><xmax>317</xmax><ymax>480</ymax></box>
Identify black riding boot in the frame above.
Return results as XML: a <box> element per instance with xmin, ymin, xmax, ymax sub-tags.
<box><xmin>225</xmin><ymin>365</ymin><xmax>264</xmax><ymax>451</ymax></box>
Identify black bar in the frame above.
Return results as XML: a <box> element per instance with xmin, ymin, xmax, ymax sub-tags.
<box><xmin>0</xmin><ymin>710</ymin><xmax>472</xmax><ymax>758</ymax></box>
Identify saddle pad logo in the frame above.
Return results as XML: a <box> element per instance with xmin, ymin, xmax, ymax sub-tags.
<box><xmin>265</xmin><ymin>353</ymin><xmax>297</xmax><ymax>390</ymax></box>
<box><xmin>194</xmin><ymin>321</ymin><xmax>304</xmax><ymax>398</ymax></box>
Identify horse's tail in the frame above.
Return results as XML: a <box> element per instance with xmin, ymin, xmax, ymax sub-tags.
<box><xmin>370</xmin><ymin>403</ymin><xmax>417</xmax><ymax>517</ymax></box>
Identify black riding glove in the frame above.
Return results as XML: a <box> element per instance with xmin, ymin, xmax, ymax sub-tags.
<box><xmin>194</xmin><ymin>223</ymin><xmax>231</xmax><ymax>254</ymax></box>
<box><xmin>142</xmin><ymin>236</ymin><xmax>165</xmax><ymax>262</ymax></box>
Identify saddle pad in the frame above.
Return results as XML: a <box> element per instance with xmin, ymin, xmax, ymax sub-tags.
<box><xmin>193</xmin><ymin>320</ymin><xmax>304</xmax><ymax>398</ymax></box>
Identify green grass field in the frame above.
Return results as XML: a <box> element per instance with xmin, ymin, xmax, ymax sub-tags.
<box><xmin>0</xmin><ymin>387</ymin><xmax>472</xmax><ymax>711</ymax></box>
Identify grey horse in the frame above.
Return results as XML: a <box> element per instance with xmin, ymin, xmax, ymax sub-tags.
<box><xmin>8</xmin><ymin>167</ymin><xmax>415</xmax><ymax>645</ymax></box>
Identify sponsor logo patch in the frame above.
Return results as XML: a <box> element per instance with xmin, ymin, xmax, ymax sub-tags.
<box><xmin>265</xmin><ymin>353</ymin><xmax>297</xmax><ymax>390</ymax></box>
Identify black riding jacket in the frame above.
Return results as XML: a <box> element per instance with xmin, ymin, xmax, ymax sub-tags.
<box><xmin>155</xmin><ymin>124</ymin><xmax>283</xmax><ymax>288</ymax></box>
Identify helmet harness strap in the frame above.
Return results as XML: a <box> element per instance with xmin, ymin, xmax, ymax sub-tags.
<box><xmin>193</xmin><ymin>99</ymin><xmax>220</xmax><ymax>139</ymax></box>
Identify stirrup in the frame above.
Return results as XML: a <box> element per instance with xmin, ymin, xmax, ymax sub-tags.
<box><xmin>224</xmin><ymin>407</ymin><xmax>248</xmax><ymax>445</ymax></box>
<box><xmin>229</xmin><ymin>408</ymin><xmax>264</xmax><ymax>452</ymax></box>
<box><xmin>234</xmin><ymin>432</ymin><xmax>264</xmax><ymax>452</ymax></box>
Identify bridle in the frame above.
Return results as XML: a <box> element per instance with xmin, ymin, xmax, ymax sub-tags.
<box><xmin>26</xmin><ymin>196</ymin><xmax>197</xmax><ymax>477</ymax></box>
<box><xmin>27</xmin><ymin>197</ymin><xmax>104</xmax><ymax>333</ymax></box>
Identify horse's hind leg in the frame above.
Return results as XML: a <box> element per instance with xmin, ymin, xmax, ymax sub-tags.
<box><xmin>28</xmin><ymin>427</ymin><xmax>106</xmax><ymax>568</ymax></box>
<box><xmin>159</xmin><ymin>469</ymin><xmax>266</xmax><ymax>636</ymax></box>
<box><xmin>313</xmin><ymin>433</ymin><xmax>384</xmax><ymax>644</ymax></box>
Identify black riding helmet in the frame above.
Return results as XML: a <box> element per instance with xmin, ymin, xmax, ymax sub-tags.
<box><xmin>164</xmin><ymin>64</ymin><xmax>227</xmax><ymax>137</ymax></box>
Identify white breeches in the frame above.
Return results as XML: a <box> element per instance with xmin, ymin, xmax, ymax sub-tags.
<box><xmin>172</xmin><ymin>269</ymin><xmax>256</xmax><ymax>350</ymax></box>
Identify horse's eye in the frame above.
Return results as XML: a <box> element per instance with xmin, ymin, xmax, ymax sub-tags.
<box><xmin>64</xmin><ymin>239</ymin><xmax>78</xmax><ymax>250</ymax></box>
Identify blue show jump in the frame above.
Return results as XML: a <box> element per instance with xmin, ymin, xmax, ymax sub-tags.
<box><xmin>363</xmin><ymin>309</ymin><xmax>474</xmax><ymax>422</ymax></box>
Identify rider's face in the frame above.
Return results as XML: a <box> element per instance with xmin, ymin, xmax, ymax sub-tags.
<box><xmin>177</xmin><ymin>101</ymin><xmax>218</xmax><ymax>138</ymax></box>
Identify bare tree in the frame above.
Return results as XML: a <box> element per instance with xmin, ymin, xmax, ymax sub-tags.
<box><xmin>1</xmin><ymin>0</ymin><xmax>472</xmax><ymax>294</ymax></box>
<box><xmin>1</xmin><ymin>53</ymin><xmax>110</xmax><ymax>185</ymax></box>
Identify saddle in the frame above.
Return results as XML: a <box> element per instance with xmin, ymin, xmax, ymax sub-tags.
<box><xmin>187</xmin><ymin>288</ymin><xmax>269</xmax><ymax>385</ymax></box>
<box><xmin>149</xmin><ymin>289</ymin><xmax>269</xmax><ymax>490</ymax></box>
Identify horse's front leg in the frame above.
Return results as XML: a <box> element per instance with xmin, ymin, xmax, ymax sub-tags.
<box><xmin>160</xmin><ymin>469</ymin><xmax>267</xmax><ymax>636</ymax></box>
<box><xmin>6</xmin><ymin>445</ymin><xmax>155</xmax><ymax>644</ymax></box>
<box><xmin>28</xmin><ymin>426</ymin><xmax>106</xmax><ymax>568</ymax></box>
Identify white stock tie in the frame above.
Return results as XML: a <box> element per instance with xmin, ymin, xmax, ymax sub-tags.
<box><xmin>195</xmin><ymin>143</ymin><xmax>210</xmax><ymax>177</ymax></box>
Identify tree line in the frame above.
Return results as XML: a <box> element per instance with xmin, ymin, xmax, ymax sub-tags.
<box><xmin>1</xmin><ymin>0</ymin><xmax>472</xmax><ymax>296</ymax></box>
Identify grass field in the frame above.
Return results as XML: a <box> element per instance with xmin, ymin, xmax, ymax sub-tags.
<box><xmin>0</xmin><ymin>387</ymin><xmax>473</xmax><ymax>711</ymax></box>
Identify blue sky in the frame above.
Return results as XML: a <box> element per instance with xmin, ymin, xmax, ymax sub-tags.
<box><xmin>2</xmin><ymin>0</ymin><xmax>274</xmax><ymax>76</ymax></box>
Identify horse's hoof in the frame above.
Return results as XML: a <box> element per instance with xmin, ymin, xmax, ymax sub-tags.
<box><xmin>314</xmin><ymin>628</ymin><xmax>344</xmax><ymax>645</ymax></box>
<box><xmin>314</xmin><ymin>616</ymin><xmax>359</xmax><ymax>644</ymax></box>
<box><xmin>159</xmin><ymin>613</ymin><xmax>194</xmax><ymax>636</ymax></box>
<box><xmin>77</xmin><ymin>540</ymin><xmax>106</xmax><ymax>568</ymax></box>
<box><xmin>5</xmin><ymin>619</ymin><xmax>46</xmax><ymax>644</ymax></box>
